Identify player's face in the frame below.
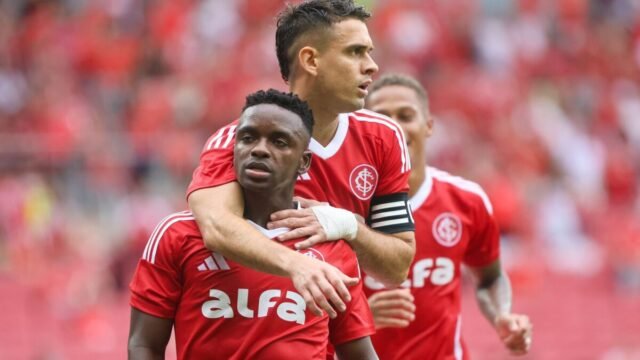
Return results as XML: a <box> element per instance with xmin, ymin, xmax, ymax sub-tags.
<box><xmin>234</xmin><ymin>104</ymin><xmax>311</xmax><ymax>192</ymax></box>
<box><xmin>314</xmin><ymin>19</ymin><xmax>379</xmax><ymax>113</ymax></box>
<box><xmin>366</xmin><ymin>85</ymin><xmax>432</xmax><ymax>169</ymax></box>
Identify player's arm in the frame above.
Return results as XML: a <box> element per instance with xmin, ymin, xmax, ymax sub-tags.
<box><xmin>270</xmin><ymin>196</ymin><xmax>415</xmax><ymax>285</ymax></box>
<box><xmin>190</xmin><ymin>184</ymin><xmax>359</xmax><ymax>318</ymax></box>
<box><xmin>468</xmin><ymin>260</ymin><xmax>532</xmax><ymax>355</ymax></box>
<box><xmin>349</xmin><ymin>226</ymin><xmax>414</xmax><ymax>286</ymax></box>
<box><xmin>335</xmin><ymin>336</ymin><xmax>379</xmax><ymax>360</ymax></box>
<box><xmin>128</xmin><ymin>308</ymin><xmax>173</xmax><ymax>360</ymax></box>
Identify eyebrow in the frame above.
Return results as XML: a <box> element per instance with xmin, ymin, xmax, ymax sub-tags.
<box><xmin>345</xmin><ymin>43</ymin><xmax>374</xmax><ymax>53</ymax></box>
<box><xmin>236</xmin><ymin>125</ymin><xmax>296</xmax><ymax>139</ymax></box>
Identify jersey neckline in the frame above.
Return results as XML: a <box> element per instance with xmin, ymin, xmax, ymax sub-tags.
<box><xmin>247</xmin><ymin>220</ymin><xmax>290</xmax><ymax>240</ymax></box>
<box><xmin>308</xmin><ymin>113</ymin><xmax>349</xmax><ymax>160</ymax></box>
<box><xmin>408</xmin><ymin>166</ymin><xmax>434</xmax><ymax>211</ymax></box>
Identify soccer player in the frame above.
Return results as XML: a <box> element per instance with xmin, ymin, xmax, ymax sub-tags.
<box><xmin>363</xmin><ymin>74</ymin><xmax>533</xmax><ymax>359</ymax></box>
<box><xmin>128</xmin><ymin>89</ymin><xmax>378</xmax><ymax>360</ymax></box>
<box><xmin>187</xmin><ymin>0</ymin><xmax>415</xmax><ymax>319</ymax></box>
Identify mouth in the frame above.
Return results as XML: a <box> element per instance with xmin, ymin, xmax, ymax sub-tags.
<box><xmin>244</xmin><ymin>161</ymin><xmax>272</xmax><ymax>179</ymax></box>
<box><xmin>358</xmin><ymin>80</ymin><xmax>372</xmax><ymax>95</ymax></box>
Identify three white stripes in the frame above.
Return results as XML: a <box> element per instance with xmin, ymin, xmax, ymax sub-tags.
<box><xmin>198</xmin><ymin>253</ymin><xmax>230</xmax><ymax>271</ymax></box>
<box><xmin>370</xmin><ymin>200</ymin><xmax>412</xmax><ymax>229</ymax></box>
<box><xmin>206</xmin><ymin>125</ymin><xmax>237</xmax><ymax>150</ymax></box>
<box><xmin>353</xmin><ymin>110</ymin><xmax>411</xmax><ymax>173</ymax></box>
<box><xmin>142</xmin><ymin>211</ymin><xmax>194</xmax><ymax>264</ymax></box>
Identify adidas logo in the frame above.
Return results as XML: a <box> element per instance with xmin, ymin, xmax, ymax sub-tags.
<box><xmin>197</xmin><ymin>252</ymin><xmax>230</xmax><ymax>271</ymax></box>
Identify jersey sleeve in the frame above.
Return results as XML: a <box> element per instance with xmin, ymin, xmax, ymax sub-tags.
<box><xmin>129</xmin><ymin>213</ymin><xmax>187</xmax><ymax>319</ymax></box>
<box><xmin>186</xmin><ymin>122</ymin><xmax>239</xmax><ymax>199</ymax></box>
<box><xmin>328</xmin><ymin>243</ymin><xmax>375</xmax><ymax>346</ymax></box>
<box><xmin>372</xmin><ymin>113</ymin><xmax>411</xmax><ymax>197</ymax></box>
<box><xmin>358</xmin><ymin>111</ymin><xmax>414</xmax><ymax>233</ymax></box>
<box><xmin>463</xmin><ymin>193</ymin><xmax>501</xmax><ymax>267</ymax></box>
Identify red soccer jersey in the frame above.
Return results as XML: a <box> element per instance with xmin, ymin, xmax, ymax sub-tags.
<box><xmin>188</xmin><ymin>110</ymin><xmax>413</xmax><ymax>233</ymax></box>
<box><xmin>363</xmin><ymin>167</ymin><xmax>501</xmax><ymax>360</ymax></box>
<box><xmin>130</xmin><ymin>211</ymin><xmax>374</xmax><ymax>360</ymax></box>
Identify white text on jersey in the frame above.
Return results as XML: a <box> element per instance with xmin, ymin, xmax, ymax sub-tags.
<box><xmin>365</xmin><ymin>257</ymin><xmax>455</xmax><ymax>289</ymax></box>
<box><xmin>201</xmin><ymin>288</ymin><xmax>307</xmax><ymax>324</ymax></box>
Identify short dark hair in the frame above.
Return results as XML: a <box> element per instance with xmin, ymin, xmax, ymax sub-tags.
<box><xmin>275</xmin><ymin>0</ymin><xmax>371</xmax><ymax>82</ymax></box>
<box><xmin>369</xmin><ymin>73</ymin><xmax>430</xmax><ymax>110</ymax></box>
<box><xmin>243</xmin><ymin>89</ymin><xmax>315</xmax><ymax>135</ymax></box>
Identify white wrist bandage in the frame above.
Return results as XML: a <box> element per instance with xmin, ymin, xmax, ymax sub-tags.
<box><xmin>311</xmin><ymin>205</ymin><xmax>358</xmax><ymax>242</ymax></box>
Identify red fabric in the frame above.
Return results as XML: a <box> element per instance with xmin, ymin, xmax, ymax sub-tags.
<box><xmin>187</xmin><ymin>111</ymin><xmax>410</xmax><ymax>219</ymax></box>
<box><xmin>130</xmin><ymin>211</ymin><xmax>373</xmax><ymax>359</ymax></box>
<box><xmin>364</xmin><ymin>167</ymin><xmax>500</xmax><ymax>360</ymax></box>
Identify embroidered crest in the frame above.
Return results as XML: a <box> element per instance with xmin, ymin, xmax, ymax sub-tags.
<box><xmin>432</xmin><ymin>212</ymin><xmax>462</xmax><ymax>247</ymax></box>
<box><xmin>349</xmin><ymin>164</ymin><xmax>378</xmax><ymax>200</ymax></box>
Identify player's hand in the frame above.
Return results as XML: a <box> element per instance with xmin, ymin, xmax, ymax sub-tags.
<box><xmin>268</xmin><ymin>207</ymin><xmax>329</xmax><ymax>248</ymax></box>
<box><xmin>288</xmin><ymin>254</ymin><xmax>359</xmax><ymax>319</ymax></box>
<box><xmin>494</xmin><ymin>313</ymin><xmax>533</xmax><ymax>355</ymax></box>
<box><xmin>367</xmin><ymin>288</ymin><xmax>416</xmax><ymax>329</ymax></box>
<box><xmin>293</xmin><ymin>196</ymin><xmax>328</xmax><ymax>208</ymax></box>
<box><xmin>295</xmin><ymin>197</ymin><xmax>366</xmax><ymax>223</ymax></box>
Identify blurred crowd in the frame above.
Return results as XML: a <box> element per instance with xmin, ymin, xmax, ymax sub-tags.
<box><xmin>0</xmin><ymin>0</ymin><xmax>639</xmax><ymax>358</ymax></box>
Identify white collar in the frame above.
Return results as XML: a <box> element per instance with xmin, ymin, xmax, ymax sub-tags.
<box><xmin>408</xmin><ymin>166</ymin><xmax>433</xmax><ymax>211</ymax></box>
<box><xmin>308</xmin><ymin>113</ymin><xmax>349</xmax><ymax>160</ymax></box>
<box><xmin>247</xmin><ymin>220</ymin><xmax>290</xmax><ymax>240</ymax></box>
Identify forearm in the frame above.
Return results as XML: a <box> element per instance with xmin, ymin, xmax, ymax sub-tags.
<box><xmin>128</xmin><ymin>346</ymin><xmax>164</xmax><ymax>360</ymax></box>
<box><xmin>351</xmin><ymin>225</ymin><xmax>415</xmax><ymax>285</ymax></box>
<box><xmin>475</xmin><ymin>272</ymin><xmax>512</xmax><ymax>325</ymax></box>
<box><xmin>189</xmin><ymin>185</ymin><xmax>299</xmax><ymax>277</ymax></box>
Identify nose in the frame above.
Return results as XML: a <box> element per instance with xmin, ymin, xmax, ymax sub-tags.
<box><xmin>363</xmin><ymin>52</ymin><xmax>379</xmax><ymax>75</ymax></box>
<box><xmin>250</xmin><ymin>138</ymin><xmax>270</xmax><ymax>158</ymax></box>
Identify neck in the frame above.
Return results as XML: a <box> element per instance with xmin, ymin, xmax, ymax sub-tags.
<box><xmin>242</xmin><ymin>187</ymin><xmax>294</xmax><ymax>228</ymax></box>
<box><xmin>409</xmin><ymin>154</ymin><xmax>427</xmax><ymax>198</ymax></box>
<box><xmin>291</xmin><ymin>81</ymin><xmax>340</xmax><ymax>146</ymax></box>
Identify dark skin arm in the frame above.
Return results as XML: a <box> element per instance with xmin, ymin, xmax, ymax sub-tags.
<box><xmin>128</xmin><ymin>307</ymin><xmax>173</xmax><ymax>360</ymax></box>
<box><xmin>335</xmin><ymin>336</ymin><xmax>379</xmax><ymax>360</ymax></box>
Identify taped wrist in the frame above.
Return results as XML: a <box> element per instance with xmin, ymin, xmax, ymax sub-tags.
<box><xmin>311</xmin><ymin>206</ymin><xmax>358</xmax><ymax>241</ymax></box>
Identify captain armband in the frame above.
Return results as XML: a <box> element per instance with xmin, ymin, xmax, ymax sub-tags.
<box><xmin>367</xmin><ymin>192</ymin><xmax>415</xmax><ymax>234</ymax></box>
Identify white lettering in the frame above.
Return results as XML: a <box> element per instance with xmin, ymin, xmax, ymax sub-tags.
<box><xmin>201</xmin><ymin>289</ymin><xmax>234</xmax><ymax>318</ymax></box>
<box><xmin>201</xmin><ymin>288</ymin><xmax>307</xmax><ymax>324</ymax></box>
<box><xmin>258</xmin><ymin>289</ymin><xmax>280</xmax><ymax>318</ymax></box>
<box><xmin>413</xmin><ymin>258</ymin><xmax>434</xmax><ymax>287</ymax></box>
<box><xmin>277</xmin><ymin>291</ymin><xmax>307</xmax><ymax>324</ymax></box>
<box><xmin>364</xmin><ymin>257</ymin><xmax>456</xmax><ymax>290</ymax></box>
<box><xmin>237</xmin><ymin>289</ymin><xmax>254</xmax><ymax>318</ymax></box>
<box><xmin>431</xmin><ymin>257</ymin><xmax>455</xmax><ymax>285</ymax></box>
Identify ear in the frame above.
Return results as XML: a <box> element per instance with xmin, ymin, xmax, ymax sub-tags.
<box><xmin>298</xmin><ymin>46</ymin><xmax>319</xmax><ymax>77</ymax></box>
<box><xmin>298</xmin><ymin>150</ymin><xmax>312</xmax><ymax>174</ymax></box>
<box><xmin>425</xmin><ymin>113</ymin><xmax>435</xmax><ymax>139</ymax></box>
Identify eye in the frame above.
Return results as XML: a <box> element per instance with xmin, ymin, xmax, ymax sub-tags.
<box><xmin>273</xmin><ymin>138</ymin><xmax>288</xmax><ymax>148</ymax></box>
<box><xmin>397</xmin><ymin>111</ymin><xmax>416</xmax><ymax>123</ymax></box>
<box><xmin>239</xmin><ymin>134</ymin><xmax>254</xmax><ymax>143</ymax></box>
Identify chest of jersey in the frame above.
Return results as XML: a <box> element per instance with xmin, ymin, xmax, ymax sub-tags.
<box><xmin>295</xmin><ymin>131</ymin><xmax>380</xmax><ymax>219</ymax></box>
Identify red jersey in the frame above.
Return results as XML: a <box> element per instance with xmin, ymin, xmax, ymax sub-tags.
<box><xmin>130</xmin><ymin>211</ymin><xmax>374</xmax><ymax>360</ymax></box>
<box><xmin>363</xmin><ymin>167</ymin><xmax>501</xmax><ymax>360</ymax></box>
<box><xmin>188</xmin><ymin>110</ymin><xmax>414</xmax><ymax>234</ymax></box>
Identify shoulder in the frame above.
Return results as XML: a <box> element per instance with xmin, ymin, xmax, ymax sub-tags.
<box><xmin>204</xmin><ymin>119</ymin><xmax>240</xmax><ymax>151</ymax></box>
<box><xmin>142</xmin><ymin>210</ymin><xmax>198</xmax><ymax>264</ymax></box>
<box><xmin>429</xmin><ymin>167</ymin><xmax>494</xmax><ymax>215</ymax></box>
<box><xmin>348</xmin><ymin>110</ymin><xmax>404</xmax><ymax>137</ymax></box>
